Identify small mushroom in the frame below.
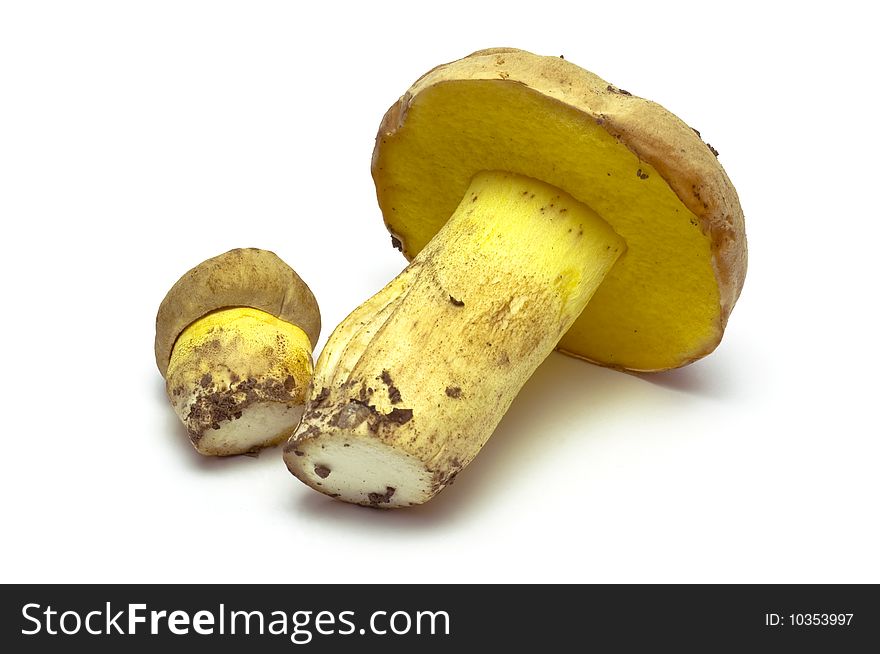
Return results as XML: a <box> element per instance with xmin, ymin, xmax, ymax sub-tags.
<box><xmin>284</xmin><ymin>49</ymin><xmax>746</xmax><ymax>507</ymax></box>
<box><xmin>156</xmin><ymin>248</ymin><xmax>320</xmax><ymax>456</ymax></box>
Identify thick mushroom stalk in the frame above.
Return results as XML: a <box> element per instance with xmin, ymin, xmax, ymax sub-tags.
<box><xmin>284</xmin><ymin>171</ymin><xmax>624</xmax><ymax>507</ymax></box>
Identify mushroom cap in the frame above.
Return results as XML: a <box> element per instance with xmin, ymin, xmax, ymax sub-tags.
<box><xmin>155</xmin><ymin>248</ymin><xmax>321</xmax><ymax>376</ymax></box>
<box><xmin>371</xmin><ymin>48</ymin><xmax>747</xmax><ymax>372</ymax></box>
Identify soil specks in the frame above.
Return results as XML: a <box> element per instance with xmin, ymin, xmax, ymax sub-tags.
<box><xmin>314</xmin><ymin>464</ymin><xmax>331</xmax><ymax>479</ymax></box>
<box><xmin>368</xmin><ymin>487</ymin><xmax>396</xmax><ymax>505</ymax></box>
<box><xmin>381</xmin><ymin>370</ymin><xmax>402</xmax><ymax>404</ymax></box>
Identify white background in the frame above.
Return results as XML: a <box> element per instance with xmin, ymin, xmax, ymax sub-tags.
<box><xmin>1</xmin><ymin>1</ymin><xmax>877</xmax><ymax>583</ymax></box>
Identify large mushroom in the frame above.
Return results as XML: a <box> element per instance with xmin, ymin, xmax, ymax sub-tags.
<box><xmin>284</xmin><ymin>48</ymin><xmax>746</xmax><ymax>507</ymax></box>
<box><xmin>156</xmin><ymin>248</ymin><xmax>320</xmax><ymax>456</ymax></box>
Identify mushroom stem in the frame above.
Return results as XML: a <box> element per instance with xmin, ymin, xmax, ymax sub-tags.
<box><xmin>166</xmin><ymin>307</ymin><xmax>313</xmax><ymax>455</ymax></box>
<box><xmin>284</xmin><ymin>171</ymin><xmax>625</xmax><ymax>506</ymax></box>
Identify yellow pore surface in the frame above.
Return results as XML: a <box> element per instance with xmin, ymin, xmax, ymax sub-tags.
<box><xmin>167</xmin><ymin>307</ymin><xmax>313</xmax><ymax>384</ymax></box>
<box><xmin>375</xmin><ymin>80</ymin><xmax>722</xmax><ymax>371</ymax></box>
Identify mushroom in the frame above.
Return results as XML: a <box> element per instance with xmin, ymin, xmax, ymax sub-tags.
<box><xmin>283</xmin><ymin>48</ymin><xmax>746</xmax><ymax>507</ymax></box>
<box><xmin>156</xmin><ymin>248</ymin><xmax>320</xmax><ymax>456</ymax></box>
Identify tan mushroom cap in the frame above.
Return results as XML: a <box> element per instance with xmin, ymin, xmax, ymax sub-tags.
<box><xmin>155</xmin><ymin>248</ymin><xmax>321</xmax><ymax>376</ymax></box>
<box><xmin>372</xmin><ymin>48</ymin><xmax>747</xmax><ymax>372</ymax></box>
